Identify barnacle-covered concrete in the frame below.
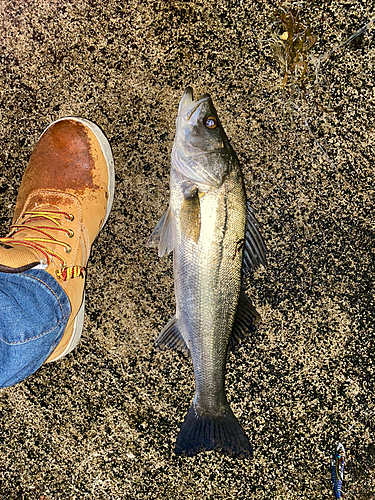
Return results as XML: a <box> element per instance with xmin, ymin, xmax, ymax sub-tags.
<box><xmin>0</xmin><ymin>1</ymin><xmax>374</xmax><ymax>498</ymax></box>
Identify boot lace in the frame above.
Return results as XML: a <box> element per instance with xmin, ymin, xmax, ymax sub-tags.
<box><xmin>0</xmin><ymin>210</ymin><xmax>85</xmax><ymax>281</ymax></box>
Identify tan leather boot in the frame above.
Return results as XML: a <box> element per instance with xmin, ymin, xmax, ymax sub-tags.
<box><xmin>0</xmin><ymin>118</ymin><xmax>115</xmax><ymax>362</ymax></box>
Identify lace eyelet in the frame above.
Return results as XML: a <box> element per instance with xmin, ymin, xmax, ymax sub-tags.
<box><xmin>55</xmin><ymin>270</ymin><xmax>62</xmax><ymax>280</ymax></box>
<box><xmin>65</xmin><ymin>245</ymin><xmax>72</xmax><ymax>254</ymax></box>
<box><xmin>67</xmin><ymin>214</ymin><xmax>74</xmax><ymax>221</ymax></box>
<box><xmin>67</xmin><ymin>229</ymin><xmax>74</xmax><ymax>238</ymax></box>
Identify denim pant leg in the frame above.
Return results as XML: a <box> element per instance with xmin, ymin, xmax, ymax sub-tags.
<box><xmin>0</xmin><ymin>268</ymin><xmax>71</xmax><ymax>388</ymax></box>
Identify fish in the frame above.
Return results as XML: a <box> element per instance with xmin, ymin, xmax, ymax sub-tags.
<box><xmin>331</xmin><ymin>442</ymin><xmax>346</xmax><ymax>499</ymax></box>
<box><xmin>148</xmin><ymin>87</ymin><xmax>267</xmax><ymax>457</ymax></box>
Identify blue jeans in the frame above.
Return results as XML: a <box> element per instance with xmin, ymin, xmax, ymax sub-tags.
<box><xmin>0</xmin><ymin>268</ymin><xmax>71</xmax><ymax>388</ymax></box>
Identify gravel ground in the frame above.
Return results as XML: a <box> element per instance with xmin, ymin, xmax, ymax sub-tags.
<box><xmin>0</xmin><ymin>0</ymin><xmax>374</xmax><ymax>499</ymax></box>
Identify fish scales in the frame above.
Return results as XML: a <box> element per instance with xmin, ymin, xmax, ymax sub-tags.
<box><xmin>149</xmin><ymin>87</ymin><xmax>266</xmax><ymax>457</ymax></box>
<box><xmin>173</xmin><ymin>167</ymin><xmax>245</xmax><ymax>410</ymax></box>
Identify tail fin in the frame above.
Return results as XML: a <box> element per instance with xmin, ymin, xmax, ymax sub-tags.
<box><xmin>175</xmin><ymin>404</ymin><xmax>252</xmax><ymax>458</ymax></box>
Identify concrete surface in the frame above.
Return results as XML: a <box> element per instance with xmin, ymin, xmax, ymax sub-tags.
<box><xmin>0</xmin><ymin>0</ymin><xmax>374</xmax><ymax>498</ymax></box>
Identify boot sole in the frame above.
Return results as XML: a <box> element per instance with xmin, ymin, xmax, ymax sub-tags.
<box><xmin>47</xmin><ymin>117</ymin><xmax>115</xmax><ymax>362</ymax></box>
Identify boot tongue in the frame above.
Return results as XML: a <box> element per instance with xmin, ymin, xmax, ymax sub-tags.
<box><xmin>0</xmin><ymin>244</ymin><xmax>42</xmax><ymax>273</ymax></box>
<box><xmin>0</xmin><ymin>203</ymin><xmax>62</xmax><ymax>273</ymax></box>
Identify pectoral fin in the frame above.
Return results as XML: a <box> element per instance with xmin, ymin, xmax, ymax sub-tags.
<box><xmin>242</xmin><ymin>203</ymin><xmax>267</xmax><ymax>273</ymax></box>
<box><xmin>179</xmin><ymin>187</ymin><xmax>201</xmax><ymax>244</ymax></box>
<box><xmin>148</xmin><ymin>206</ymin><xmax>174</xmax><ymax>257</ymax></box>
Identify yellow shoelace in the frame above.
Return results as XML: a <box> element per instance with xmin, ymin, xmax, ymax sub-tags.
<box><xmin>0</xmin><ymin>210</ymin><xmax>85</xmax><ymax>281</ymax></box>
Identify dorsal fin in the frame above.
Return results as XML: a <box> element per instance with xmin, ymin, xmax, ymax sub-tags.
<box><xmin>229</xmin><ymin>288</ymin><xmax>260</xmax><ymax>349</ymax></box>
<box><xmin>155</xmin><ymin>316</ymin><xmax>190</xmax><ymax>357</ymax></box>
<box><xmin>242</xmin><ymin>203</ymin><xmax>267</xmax><ymax>274</ymax></box>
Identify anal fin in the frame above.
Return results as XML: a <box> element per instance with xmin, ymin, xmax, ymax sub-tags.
<box><xmin>156</xmin><ymin>316</ymin><xmax>190</xmax><ymax>357</ymax></box>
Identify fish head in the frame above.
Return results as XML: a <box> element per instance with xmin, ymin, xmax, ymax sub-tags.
<box><xmin>171</xmin><ymin>87</ymin><xmax>234</xmax><ymax>189</ymax></box>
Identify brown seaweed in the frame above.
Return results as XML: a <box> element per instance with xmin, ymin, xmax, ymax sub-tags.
<box><xmin>269</xmin><ymin>7</ymin><xmax>316</xmax><ymax>88</ymax></box>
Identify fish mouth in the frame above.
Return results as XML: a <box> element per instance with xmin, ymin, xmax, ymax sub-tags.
<box><xmin>178</xmin><ymin>87</ymin><xmax>210</xmax><ymax>122</ymax></box>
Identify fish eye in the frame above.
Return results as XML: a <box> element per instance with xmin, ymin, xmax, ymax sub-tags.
<box><xmin>204</xmin><ymin>116</ymin><xmax>217</xmax><ymax>129</ymax></box>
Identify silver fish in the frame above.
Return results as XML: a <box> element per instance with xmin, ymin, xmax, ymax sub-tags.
<box><xmin>149</xmin><ymin>87</ymin><xmax>267</xmax><ymax>457</ymax></box>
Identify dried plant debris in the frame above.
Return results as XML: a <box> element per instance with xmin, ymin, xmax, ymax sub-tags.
<box><xmin>268</xmin><ymin>7</ymin><xmax>316</xmax><ymax>89</ymax></box>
